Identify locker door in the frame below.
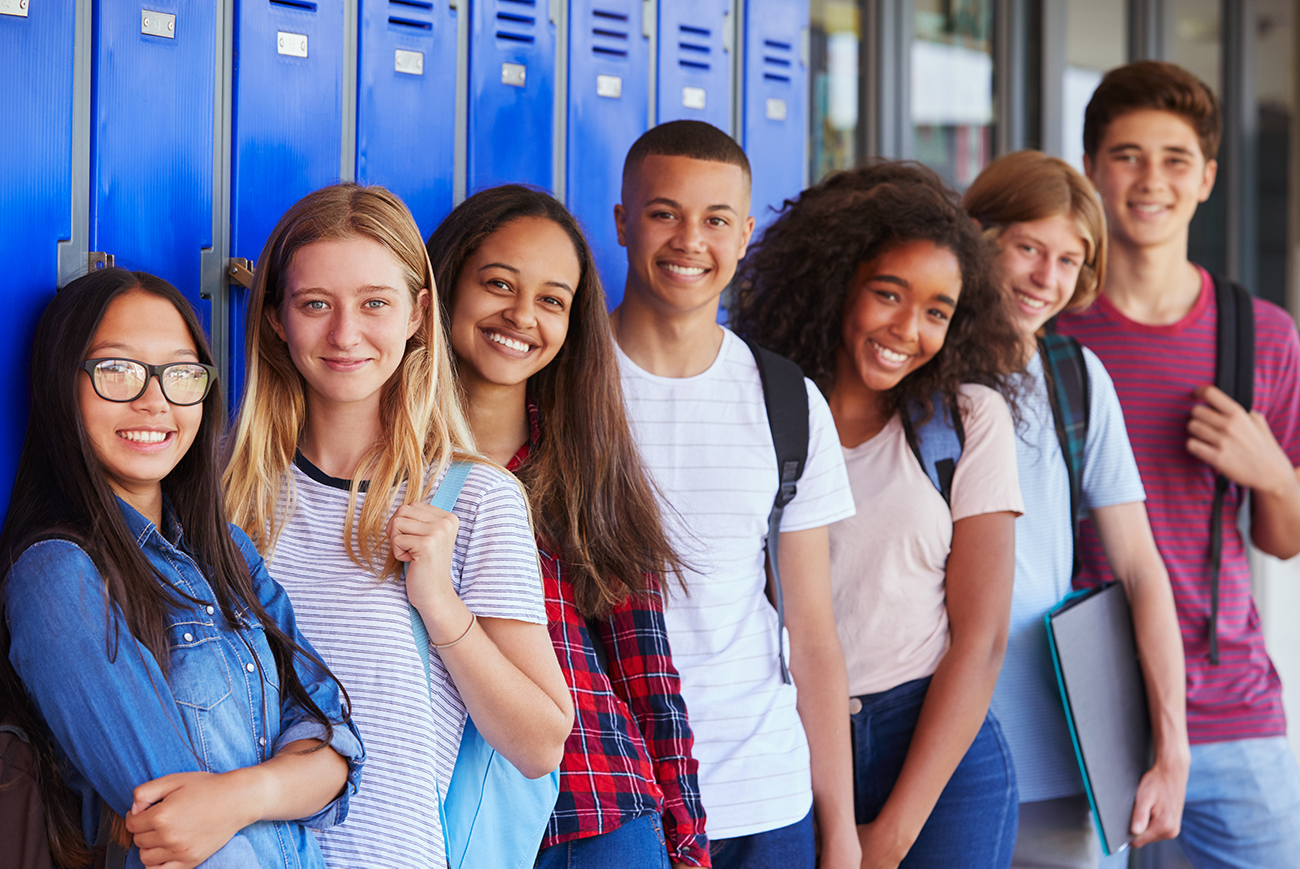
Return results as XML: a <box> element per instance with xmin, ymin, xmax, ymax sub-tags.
<box><xmin>357</xmin><ymin>0</ymin><xmax>458</xmax><ymax>237</ymax></box>
<box><xmin>0</xmin><ymin>0</ymin><xmax>76</xmax><ymax>511</ymax></box>
<box><xmin>655</xmin><ymin>0</ymin><xmax>729</xmax><ymax>131</ymax></box>
<box><xmin>230</xmin><ymin>0</ymin><xmax>345</xmax><ymax>401</ymax></box>
<box><xmin>742</xmin><ymin>0</ymin><xmax>806</xmax><ymax>231</ymax></box>
<box><xmin>91</xmin><ymin>0</ymin><xmax>217</xmax><ymax>324</ymax></box>
<box><xmin>566</xmin><ymin>0</ymin><xmax>648</xmax><ymax>307</ymax></box>
<box><xmin>467</xmin><ymin>0</ymin><xmax>557</xmax><ymax>193</ymax></box>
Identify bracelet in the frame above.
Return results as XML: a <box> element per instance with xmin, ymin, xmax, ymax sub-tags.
<box><xmin>433</xmin><ymin>612</ymin><xmax>477</xmax><ymax>649</ymax></box>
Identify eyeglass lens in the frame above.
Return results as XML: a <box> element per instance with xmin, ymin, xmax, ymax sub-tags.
<box><xmin>91</xmin><ymin>359</ymin><xmax>211</xmax><ymax>405</ymax></box>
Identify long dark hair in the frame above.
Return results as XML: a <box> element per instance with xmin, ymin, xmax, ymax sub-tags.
<box><xmin>0</xmin><ymin>269</ymin><xmax>346</xmax><ymax>866</ymax></box>
<box><xmin>730</xmin><ymin>162</ymin><xmax>1024</xmax><ymax>424</ymax></box>
<box><xmin>428</xmin><ymin>185</ymin><xmax>684</xmax><ymax>617</ymax></box>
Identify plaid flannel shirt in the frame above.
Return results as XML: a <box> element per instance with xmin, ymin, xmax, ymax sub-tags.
<box><xmin>509</xmin><ymin>411</ymin><xmax>709</xmax><ymax>865</ymax></box>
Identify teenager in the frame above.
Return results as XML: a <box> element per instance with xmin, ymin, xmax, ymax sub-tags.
<box><xmin>1054</xmin><ymin>61</ymin><xmax>1300</xmax><ymax>868</ymax></box>
<box><xmin>427</xmin><ymin>184</ymin><xmax>709</xmax><ymax>867</ymax></box>
<box><xmin>964</xmin><ymin>151</ymin><xmax>1189</xmax><ymax>867</ymax></box>
<box><xmin>732</xmin><ymin>162</ymin><xmax>1022</xmax><ymax>868</ymax></box>
<box><xmin>224</xmin><ymin>183</ymin><xmax>573</xmax><ymax>868</ymax></box>
<box><xmin>610</xmin><ymin>121</ymin><xmax>860</xmax><ymax>868</ymax></box>
<box><xmin>0</xmin><ymin>268</ymin><xmax>362</xmax><ymax>869</ymax></box>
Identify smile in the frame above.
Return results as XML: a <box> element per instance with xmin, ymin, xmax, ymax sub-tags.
<box><xmin>323</xmin><ymin>357</ymin><xmax>369</xmax><ymax>371</ymax></box>
<box><xmin>871</xmin><ymin>339</ymin><xmax>909</xmax><ymax>364</ymax></box>
<box><xmin>1015</xmin><ymin>291</ymin><xmax>1048</xmax><ymax>310</ymax></box>
<box><xmin>117</xmin><ymin>430</ymin><xmax>171</xmax><ymax>444</ymax></box>
<box><xmin>661</xmin><ymin>263</ymin><xmax>708</xmax><ymax>277</ymax></box>
<box><xmin>485</xmin><ymin>330</ymin><xmax>533</xmax><ymax>353</ymax></box>
<box><xmin>1131</xmin><ymin>203</ymin><xmax>1170</xmax><ymax>215</ymax></box>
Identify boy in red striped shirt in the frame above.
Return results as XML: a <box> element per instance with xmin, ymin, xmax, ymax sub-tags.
<box><xmin>1058</xmin><ymin>61</ymin><xmax>1300</xmax><ymax>867</ymax></box>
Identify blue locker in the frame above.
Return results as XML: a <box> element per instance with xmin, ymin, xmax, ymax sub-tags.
<box><xmin>467</xmin><ymin>0</ymin><xmax>557</xmax><ymax>193</ymax></box>
<box><xmin>655</xmin><ymin>0</ymin><xmax>730</xmax><ymax>130</ymax></box>
<box><xmin>742</xmin><ymin>0</ymin><xmax>806</xmax><ymax>231</ymax></box>
<box><xmin>0</xmin><ymin>0</ymin><xmax>76</xmax><ymax>512</ymax></box>
<box><xmin>91</xmin><ymin>0</ymin><xmax>217</xmax><ymax>324</ymax></box>
<box><xmin>230</xmin><ymin>0</ymin><xmax>345</xmax><ymax>401</ymax></box>
<box><xmin>357</xmin><ymin>0</ymin><xmax>458</xmax><ymax>237</ymax></box>
<box><xmin>566</xmin><ymin>0</ymin><xmax>648</xmax><ymax>307</ymax></box>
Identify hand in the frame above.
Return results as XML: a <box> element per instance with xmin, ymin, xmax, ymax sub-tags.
<box><xmin>125</xmin><ymin>770</ymin><xmax>256</xmax><ymax>869</ymax></box>
<box><xmin>1128</xmin><ymin>755</ymin><xmax>1188</xmax><ymax>848</ymax></box>
<box><xmin>856</xmin><ymin>819</ymin><xmax>910</xmax><ymax>869</ymax></box>
<box><xmin>1186</xmin><ymin>385</ymin><xmax>1294</xmax><ymax>494</ymax></box>
<box><xmin>387</xmin><ymin>501</ymin><xmax>460</xmax><ymax>614</ymax></box>
<box><xmin>816</xmin><ymin>823</ymin><xmax>862</xmax><ymax>869</ymax></box>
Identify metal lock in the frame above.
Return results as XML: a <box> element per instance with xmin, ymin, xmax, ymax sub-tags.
<box><xmin>682</xmin><ymin>86</ymin><xmax>706</xmax><ymax>110</ymax></box>
<box><xmin>0</xmin><ymin>0</ymin><xmax>30</xmax><ymax>19</ymax></box>
<box><xmin>765</xmin><ymin>98</ymin><xmax>787</xmax><ymax>121</ymax></box>
<box><xmin>141</xmin><ymin>9</ymin><xmax>176</xmax><ymax>38</ymax></box>
<box><xmin>278</xmin><ymin>31</ymin><xmax>308</xmax><ymax>58</ymax></box>
<box><xmin>395</xmin><ymin>49</ymin><xmax>424</xmax><ymax>75</ymax></box>
<box><xmin>501</xmin><ymin>62</ymin><xmax>526</xmax><ymax>87</ymax></box>
<box><xmin>596</xmin><ymin>74</ymin><xmax>622</xmax><ymax>99</ymax></box>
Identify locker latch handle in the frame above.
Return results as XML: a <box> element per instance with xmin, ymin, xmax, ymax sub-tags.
<box><xmin>229</xmin><ymin>258</ymin><xmax>256</xmax><ymax>289</ymax></box>
<box><xmin>89</xmin><ymin>252</ymin><xmax>116</xmax><ymax>271</ymax></box>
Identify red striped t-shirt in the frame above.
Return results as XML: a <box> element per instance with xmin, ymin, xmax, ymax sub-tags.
<box><xmin>1058</xmin><ymin>267</ymin><xmax>1300</xmax><ymax>744</ymax></box>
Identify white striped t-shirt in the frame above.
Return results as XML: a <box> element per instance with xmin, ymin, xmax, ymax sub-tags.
<box><xmin>615</xmin><ymin>328</ymin><xmax>856</xmax><ymax>839</ymax></box>
<box><xmin>266</xmin><ymin>457</ymin><xmax>545</xmax><ymax>868</ymax></box>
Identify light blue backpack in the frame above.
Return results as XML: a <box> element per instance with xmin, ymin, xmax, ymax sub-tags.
<box><xmin>409</xmin><ymin>460</ymin><xmax>560</xmax><ymax>869</ymax></box>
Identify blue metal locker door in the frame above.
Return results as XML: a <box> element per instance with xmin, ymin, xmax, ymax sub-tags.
<box><xmin>357</xmin><ymin>0</ymin><xmax>458</xmax><ymax>237</ymax></box>
<box><xmin>230</xmin><ymin>0</ymin><xmax>345</xmax><ymax>402</ymax></box>
<box><xmin>743</xmin><ymin>0</ymin><xmax>805</xmax><ymax>231</ymax></box>
<box><xmin>655</xmin><ymin>0</ymin><xmax>729</xmax><ymax>130</ymax></box>
<box><xmin>0</xmin><ymin>0</ymin><xmax>76</xmax><ymax>512</ymax></box>
<box><xmin>91</xmin><ymin>1</ymin><xmax>217</xmax><ymax>324</ymax></box>
<box><xmin>467</xmin><ymin>0</ymin><xmax>556</xmax><ymax>193</ymax></box>
<box><xmin>566</xmin><ymin>0</ymin><xmax>647</xmax><ymax>307</ymax></box>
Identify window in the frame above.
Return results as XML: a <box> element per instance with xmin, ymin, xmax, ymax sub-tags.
<box><xmin>911</xmin><ymin>0</ymin><xmax>993</xmax><ymax>189</ymax></box>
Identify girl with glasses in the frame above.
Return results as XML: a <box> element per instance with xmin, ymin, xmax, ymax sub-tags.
<box><xmin>223</xmin><ymin>183</ymin><xmax>573</xmax><ymax>868</ymax></box>
<box><xmin>0</xmin><ymin>268</ymin><xmax>363</xmax><ymax>869</ymax></box>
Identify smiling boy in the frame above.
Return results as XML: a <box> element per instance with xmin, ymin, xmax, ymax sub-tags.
<box><xmin>608</xmin><ymin>121</ymin><xmax>861</xmax><ymax>869</ymax></box>
<box><xmin>1058</xmin><ymin>61</ymin><xmax>1300</xmax><ymax>867</ymax></box>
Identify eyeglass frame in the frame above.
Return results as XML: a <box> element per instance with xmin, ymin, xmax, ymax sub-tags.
<box><xmin>80</xmin><ymin>358</ymin><xmax>219</xmax><ymax>407</ymax></box>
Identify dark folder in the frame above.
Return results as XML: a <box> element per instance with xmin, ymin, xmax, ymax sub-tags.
<box><xmin>1044</xmin><ymin>581</ymin><xmax>1151</xmax><ymax>856</ymax></box>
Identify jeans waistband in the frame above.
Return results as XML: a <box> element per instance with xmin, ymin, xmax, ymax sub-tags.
<box><xmin>850</xmin><ymin>675</ymin><xmax>932</xmax><ymax>716</ymax></box>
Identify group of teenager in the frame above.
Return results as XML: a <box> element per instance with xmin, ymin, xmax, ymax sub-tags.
<box><xmin>1</xmin><ymin>56</ymin><xmax>1298</xmax><ymax>869</ymax></box>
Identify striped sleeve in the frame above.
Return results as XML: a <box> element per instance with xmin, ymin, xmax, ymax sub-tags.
<box><xmin>450</xmin><ymin>464</ymin><xmax>547</xmax><ymax>624</ymax></box>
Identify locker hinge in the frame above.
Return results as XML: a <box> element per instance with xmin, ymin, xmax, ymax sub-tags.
<box><xmin>548</xmin><ymin>0</ymin><xmax>559</xmax><ymax>25</ymax></box>
<box><xmin>88</xmin><ymin>252</ymin><xmax>115</xmax><ymax>271</ymax></box>
<box><xmin>722</xmin><ymin>8</ymin><xmax>733</xmax><ymax>54</ymax></box>
<box><xmin>641</xmin><ymin>0</ymin><xmax>653</xmax><ymax>39</ymax></box>
<box><xmin>228</xmin><ymin>258</ymin><xmax>256</xmax><ymax>289</ymax></box>
<box><xmin>448</xmin><ymin>0</ymin><xmax>457</xmax><ymax>9</ymax></box>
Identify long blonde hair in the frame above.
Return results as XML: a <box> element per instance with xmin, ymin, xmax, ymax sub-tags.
<box><xmin>224</xmin><ymin>183</ymin><xmax>478</xmax><ymax>577</ymax></box>
<box><xmin>963</xmin><ymin>150</ymin><xmax>1108</xmax><ymax>312</ymax></box>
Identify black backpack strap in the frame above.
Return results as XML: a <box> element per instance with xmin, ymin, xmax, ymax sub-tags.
<box><xmin>1038</xmin><ymin>333</ymin><xmax>1091</xmax><ymax>578</ymax></box>
<box><xmin>744</xmin><ymin>338</ymin><xmax>809</xmax><ymax>685</ymax></box>
<box><xmin>900</xmin><ymin>391</ymin><xmax>966</xmax><ymax>507</ymax></box>
<box><xmin>1207</xmin><ymin>275</ymin><xmax>1255</xmax><ymax>665</ymax></box>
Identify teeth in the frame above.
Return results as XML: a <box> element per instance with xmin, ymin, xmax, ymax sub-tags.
<box><xmin>663</xmin><ymin>263</ymin><xmax>707</xmax><ymax>276</ymax></box>
<box><xmin>872</xmin><ymin>340</ymin><xmax>908</xmax><ymax>363</ymax></box>
<box><xmin>119</xmin><ymin>430</ymin><xmax>168</xmax><ymax>444</ymax></box>
<box><xmin>487</xmin><ymin>331</ymin><xmax>531</xmax><ymax>353</ymax></box>
<box><xmin>1133</xmin><ymin>204</ymin><xmax>1166</xmax><ymax>214</ymax></box>
<box><xmin>1017</xmin><ymin>292</ymin><xmax>1047</xmax><ymax>310</ymax></box>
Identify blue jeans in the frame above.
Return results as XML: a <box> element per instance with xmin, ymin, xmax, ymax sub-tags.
<box><xmin>851</xmin><ymin>676</ymin><xmax>1018</xmax><ymax>868</ymax></box>
<box><xmin>710</xmin><ymin>808</ymin><xmax>814</xmax><ymax>869</ymax></box>
<box><xmin>535</xmin><ymin>814</ymin><xmax>671</xmax><ymax>869</ymax></box>
<box><xmin>1132</xmin><ymin>736</ymin><xmax>1300</xmax><ymax>869</ymax></box>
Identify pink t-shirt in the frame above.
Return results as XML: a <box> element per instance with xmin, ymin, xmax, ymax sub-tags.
<box><xmin>830</xmin><ymin>383</ymin><xmax>1024</xmax><ymax>696</ymax></box>
<box><xmin>1058</xmin><ymin>267</ymin><xmax>1300</xmax><ymax>744</ymax></box>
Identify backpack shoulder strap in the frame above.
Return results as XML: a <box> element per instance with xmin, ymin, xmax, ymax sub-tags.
<box><xmin>743</xmin><ymin>338</ymin><xmax>809</xmax><ymax>685</ymax></box>
<box><xmin>1038</xmin><ymin>333</ymin><xmax>1091</xmax><ymax>578</ymax></box>
<box><xmin>411</xmin><ymin>461</ymin><xmax>475</xmax><ymax>684</ymax></box>
<box><xmin>900</xmin><ymin>391</ymin><xmax>965</xmax><ymax>507</ymax></box>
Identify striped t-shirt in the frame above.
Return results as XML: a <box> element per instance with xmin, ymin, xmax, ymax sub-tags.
<box><xmin>615</xmin><ymin>327</ymin><xmax>857</xmax><ymax>839</ymax></box>
<box><xmin>266</xmin><ymin>456</ymin><xmax>546</xmax><ymax>868</ymax></box>
<box><xmin>1058</xmin><ymin>268</ymin><xmax>1300</xmax><ymax>744</ymax></box>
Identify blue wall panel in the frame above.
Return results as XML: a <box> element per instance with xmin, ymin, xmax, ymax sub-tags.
<box><xmin>357</xmin><ymin>0</ymin><xmax>458</xmax><ymax>237</ymax></box>
<box><xmin>566</xmin><ymin>0</ymin><xmax>647</xmax><ymax>307</ymax></box>
<box><xmin>91</xmin><ymin>0</ymin><xmax>216</xmax><ymax>324</ymax></box>
<box><xmin>0</xmin><ymin>1</ymin><xmax>75</xmax><ymax>513</ymax></box>
<box><xmin>467</xmin><ymin>0</ymin><xmax>556</xmax><ymax>193</ymax></box>
<box><xmin>655</xmin><ymin>0</ymin><xmax>729</xmax><ymax>130</ymax></box>
<box><xmin>742</xmin><ymin>0</ymin><xmax>805</xmax><ymax>232</ymax></box>
<box><xmin>230</xmin><ymin>0</ymin><xmax>345</xmax><ymax>401</ymax></box>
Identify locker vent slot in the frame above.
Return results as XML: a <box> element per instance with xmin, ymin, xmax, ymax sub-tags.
<box><xmin>390</xmin><ymin>15</ymin><xmax>433</xmax><ymax>28</ymax></box>
<box><xmin>497</xmin><ymin>0</ymin><xmax>537</xmax><ymax>42</ymax></box>
<box><xmin>390</xmin><ymin>0</ymin><xmax>434</xmax><ymax>29</ymax></box>
<box><xmin>592</xmin><ymin>8</ymin><xmax>629</xmax><ymax>58</ymax></box>
<box><xmin>678</xmin><ymin>24</ymin><xmax>712</xmax><ymax>71</ymax></box>
<box><xmin>270</xmin><ymin>0</ymin><xmax>318</xmax><ymax>10</ymax></box>
<box><xmin>391</xmin><ymin>0</ymin><xmax>434</xmax><ymax>7</ymax></box>
<box><xmin>762</xmin><ymin>38</ymin><xmax>793</xmax><ymax>82</ymax></box>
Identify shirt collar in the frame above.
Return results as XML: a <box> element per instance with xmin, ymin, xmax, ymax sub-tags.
<box><xmin>116</xmin><ymin>494</ymin><xmax>183</xmax><ymax>549</ymax></box>
<box><xmin>506</xmin><ymin>401</ymin><xmax>541</xmax><ymax>473</ymax></box>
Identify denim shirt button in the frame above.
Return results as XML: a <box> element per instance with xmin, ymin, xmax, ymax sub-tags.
<box><xmin>183</xmin><ymin>632</ymin><xmax>193</xmax><ymax>642</ymax></box>
<box><xmin>259</xmin><ymin>737</ymin><xmax>267</xmax><ymax>747</ymax></box>
<box><xmin>245</xmin><ymin>662</ymin><xmax>256</xmax><ymax>673</ymax></box>
<box><xmin>206</xmin><ymin>605</ymin><xmax>215</xmax><ymax>615</ymax></box>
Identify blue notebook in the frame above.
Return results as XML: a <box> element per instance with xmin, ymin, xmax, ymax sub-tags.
<box><xmin>1045</xmin><ymin>582</ymin><xmax>1151</xmax><ymax>857</ymax></box>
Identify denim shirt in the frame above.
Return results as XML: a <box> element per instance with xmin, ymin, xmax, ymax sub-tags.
<box><xmin>4</xmin><ymin>498</ymin><xmax>365</xmax><ymax>869</ymax></box>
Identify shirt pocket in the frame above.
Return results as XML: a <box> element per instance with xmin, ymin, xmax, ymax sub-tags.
<box><xmin>167</xmin><ymin>618</ymin><xmax>233</xmax><ymax>712</ymax></box>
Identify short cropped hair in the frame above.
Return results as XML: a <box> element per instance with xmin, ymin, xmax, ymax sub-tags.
<box><xmin>622</xmin><ymin>120</ymin><xmax>751</xmax><ymax>188</ymax></box>
<box><xmin>964</xmin><ymin>150</ymin><xmax>1107</xmax><ymax>311</ymax></box>
<box><xmin>1083</xmin><ymin>61</ymin><xmax>1221</xmax><ymax>160</ymax></box>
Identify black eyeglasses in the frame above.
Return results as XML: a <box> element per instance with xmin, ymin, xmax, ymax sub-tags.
<box><xmin>81</xmin><ymin>358</ymin><xmax>218</xmax><ymax>406</ymax></box>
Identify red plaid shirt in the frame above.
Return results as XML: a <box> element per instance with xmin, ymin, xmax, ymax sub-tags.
<box><xmin>509</xmin><ymin>412</ymin><xmax>709</xmax><ymax>865</ymax></box>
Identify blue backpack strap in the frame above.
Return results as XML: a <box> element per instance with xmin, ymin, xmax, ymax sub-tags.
<box><xmin>1039</xmin><ymin>333</ymin><xmax>1091</xmax><ymax>578</ymax></box>
<box><xmin>901</xmin><ymin>391</ymin><xmax>965</xmax><ymax>506</ymax></box>
<box><xmin>410</xmin><ymin>460</ymin><xmax>475</xmax><ymax>684</ymax></box>
<box><xmin>743</xmin><ymin>338</ymin><xmax>809</xmax><ymax>686</ymax></box>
